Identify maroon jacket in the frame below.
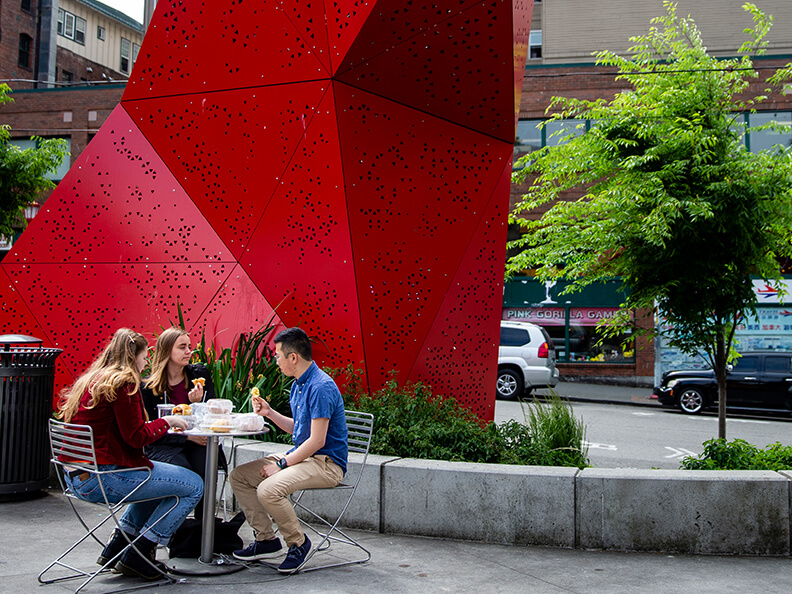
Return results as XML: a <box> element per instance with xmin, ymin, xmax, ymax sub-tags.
<box><xmin>64</xmin><ymin>383</ymin><xmax>170</xmax><ymax>469</ymax></box>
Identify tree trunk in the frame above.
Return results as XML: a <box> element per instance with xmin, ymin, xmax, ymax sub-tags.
<box><xmin>714</xmin><ymin>332</ymin><xmax>727</xmax><ymax>439</ymax></box>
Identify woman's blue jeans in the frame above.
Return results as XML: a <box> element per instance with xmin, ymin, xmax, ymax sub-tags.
<box><xmin>65</xmin><ymin>461</ymin><xmax>204</xmax><ymax>544</ymax></box>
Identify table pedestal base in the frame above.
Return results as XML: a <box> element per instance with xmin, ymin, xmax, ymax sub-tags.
<box><xmin>166</xmin><ymin>556</ymin><xmax>246</xmax><ymax>576</ymax></box>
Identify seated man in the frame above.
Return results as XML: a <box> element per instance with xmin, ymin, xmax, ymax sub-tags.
<box><xmin>230</xmin><ymin>327</ymin><xmax>348</xmax><ymax>573</ymax></box>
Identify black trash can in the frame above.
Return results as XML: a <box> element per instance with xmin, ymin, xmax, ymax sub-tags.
<box><xmin>0</xmin><ymin>335</ymin><xmax>62</xmax><ymax>498</ymax></box>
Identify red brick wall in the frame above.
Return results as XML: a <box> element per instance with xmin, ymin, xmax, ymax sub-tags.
<box><xmin>55</xmin><ymin>47</ymin><xmax>127</xmax><ymax>84</ymax></box>
<box><xmin>0</xmin><ymin>3</ymin><xmax>39</xmax><ymax>89</ymax></box>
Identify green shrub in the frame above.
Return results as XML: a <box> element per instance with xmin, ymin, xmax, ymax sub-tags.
<box><xmin>192</xmin><ymin>319</ymin><xmax>292</xmax><ymax>442</ymax></box>
<box><xmin>681</xmin><ymin>438</ymin><xmax>792</xmax><ymax>471</ymax></box>
<box><xmin>338</xmin><ymin>369</ymin><xmax>589</xmax><ymax>468</ymax></box>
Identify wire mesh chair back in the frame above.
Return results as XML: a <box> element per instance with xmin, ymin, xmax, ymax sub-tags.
<box><xmin>287</xmin><ymin>410</ymin><xmax>374</xmax><ymax>574</ymax></box>
<box><xmin>50</xmin><ymin>422</ymin><xmax>100</xmax><ymax>485</ymax></box>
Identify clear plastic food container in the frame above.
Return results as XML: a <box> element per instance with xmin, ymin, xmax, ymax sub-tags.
<box><xmin>201</xmin><ymin>413</ymin><xmax>234</xmax><ymax>433</ymax></box>
<box><xmin>205</xmin><ymin>398</ymin><xmax>234</xmax><ymax>415</ymax></box>
<box><xmin>233</xmin><ymin>413</ymin><xmax>265</xmax><ymax>432</ymax></box>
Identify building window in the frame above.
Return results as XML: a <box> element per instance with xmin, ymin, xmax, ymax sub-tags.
<box><xmin>529</xmin><ymin>30</ymin><xmax>542</xmax><ymax>59</ymax></box>
<box><xmin>120</xmin><ymin>38</ymin><xmax>131</xmax><ymax>73</ymax></box>
<box><xmin>74</xmin><ymin>17</ymin><xmax>86</xmax><ymax>44</ymax></box>
<box><xmin>132</xmin><ymin>43</ymin><xmax>140</xmax><ymax>66</ymax></box>
<box><xmin>21</xmin><ymin>0</ymin><xmax>32</xmax><ymax>13</ymax></box>
<box><xmin>57</xmin><ymin>8</ymin><xmax>87</xmax><ymax>45</ymax></box>
<box><xmin>62</xmin><ymin>70</ymin><xmax>74</xmax><ymax>83</ymax></box>
<box><xmin>18</xmin><ymin>34</ymin><xmax>32</xmax><ymax>69</ymax></box>
<box><xmin>748</xmin><ymin>111</ymin><xmax>792</xmax><ymax>153</ymax></box>
<box><xmin>97</xmin><ymin>25</ymin><xmax>105</xmax><ymax>41</ymax></box>
<box><xmin>513</xmin><ymin>119</ymin><xmax>543</xmax><ymax>169</ymax></box>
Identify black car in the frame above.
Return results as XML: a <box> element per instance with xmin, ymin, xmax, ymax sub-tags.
<box><xmin>654</xmin><ymin>351</ymin><xmax>792</xmax><ymax>415</ymax></box>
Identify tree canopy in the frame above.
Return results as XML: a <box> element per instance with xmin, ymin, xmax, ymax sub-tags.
<box><xmin>0</xmin><ymin>84</ymin><xmax>68</xmax><ymax>239</ymax></box>
<box><xmin>508</xmin><ymin>2</ymin><xmax>792</xmax><ymax>438</ymax></box>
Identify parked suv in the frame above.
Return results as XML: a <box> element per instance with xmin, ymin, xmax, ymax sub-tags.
<box><xmin>497</xmin><ymin>320</ymin><xmax>559</xmax><ymax>399</ymax></box>
<box><xmin>654</xmin><ymin>351</ymin><xmax>792</xmax><ymax>414</ymax></box>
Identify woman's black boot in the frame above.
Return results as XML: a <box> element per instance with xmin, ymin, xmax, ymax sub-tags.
<box><xmin>96</xmin><ymin>529</ymin><xmax>133</xmax><ymax>568</ymax></box>
<box><xmin>116</xmin><ymin>537</ymin><xmax>164</xmax><ymax>580</ymax></box>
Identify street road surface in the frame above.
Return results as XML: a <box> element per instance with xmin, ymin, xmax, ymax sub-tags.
<box><xmin>494</xmin><ymin>400</ymin><xmax>791</xmax><ymax>469</ymax></box>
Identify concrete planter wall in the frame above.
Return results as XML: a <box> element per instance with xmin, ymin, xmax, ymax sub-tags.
<box><xmin>225</xmin><ymin>439</ymin><xmax>792</xmax><ymax>556</ymax></box>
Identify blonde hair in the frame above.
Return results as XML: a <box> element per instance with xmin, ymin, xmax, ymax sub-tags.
<box><xmin>144</xmin><ymin>327</ymin><xmax>189</xmax><ymax>397</ymax></box>
<box><xmin>58</xmin><ymin>328</ymin><xmax>148</xmax><ymax>423</ymax></box>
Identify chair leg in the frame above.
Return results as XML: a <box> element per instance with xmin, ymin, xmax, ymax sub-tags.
<box><xmin>40</xmin><ymin>495</ymin><xmax>183</xmax><ymax>594</ymax></box>
<box><xmin>286</xmin><ymin>498</ymin><xmax>372</xmax><ymax>574</ymax></box>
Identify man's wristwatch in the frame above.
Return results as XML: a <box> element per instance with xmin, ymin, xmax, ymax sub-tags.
<box><xmin>276</xmin><ymin>458</ymin><xmax>289</xmax><ymax>470</ymax></box>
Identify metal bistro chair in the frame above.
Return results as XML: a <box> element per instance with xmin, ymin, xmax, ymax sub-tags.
<box><xmin>38</xmin><ymin>419</ymin><xmax>180</xmax><ymax>593</ymax></box>
<box><xmin>287</xmin><ymin>410</ymin><xmax>374</xmax><ymax>574</ymax></box>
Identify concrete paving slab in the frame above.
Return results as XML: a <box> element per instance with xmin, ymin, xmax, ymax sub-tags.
<box><xmin>4</xmin><ymin>490</ymin><xmax>791</xmax><ymax>593</ymax></box>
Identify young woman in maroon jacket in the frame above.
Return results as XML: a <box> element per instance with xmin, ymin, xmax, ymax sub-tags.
<box><xmin>58</xmin><ymin>328</ymin><xmax>203</xmax><ymax>581</ymax></box>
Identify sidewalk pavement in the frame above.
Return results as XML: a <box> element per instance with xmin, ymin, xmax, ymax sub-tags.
<box><xmin>5</xmin><ymin>488</ymin><xmax>791</xmax><ymax>593</ymax></box>
<box><xmin>534</xmin><ymin>381</ymin><xmax>660</xmax><ymax>408</ymax></box>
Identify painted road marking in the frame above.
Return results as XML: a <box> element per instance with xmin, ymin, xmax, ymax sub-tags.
<box><xmin>632</xmin><ymin>412</ymin><xmax>655</xmax><ymax>416</ymax></box>
<box><xmin>664</xmin><ymin>447</ymin><xmax>697</xmax><ymax>459</ymax></box>
<box><xmin>686</xmin><ymin>417</ymin><xmax>769</xmax><ymax>424</ymax></box>
<box><xmin>583</xmin><ymin>441</ymin><xmax>617</xmax><ymax>451</ymax></box>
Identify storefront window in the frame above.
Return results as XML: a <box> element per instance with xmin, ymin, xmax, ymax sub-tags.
<box><xmin>502</xmin><ymin>306</ymin><xmax>635</xmax><ymax>363</ymax></box>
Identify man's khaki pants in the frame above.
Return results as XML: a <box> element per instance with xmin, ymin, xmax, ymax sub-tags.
<box><xmin>229</xmin><ymin>454</ymin><xmax>343</xmax><ymax>546</ymax></box>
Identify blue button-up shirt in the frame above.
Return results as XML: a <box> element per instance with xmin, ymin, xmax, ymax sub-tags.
<box><xmin>289</xmin><ymin>362</ymin><xmax>348</xmax><ymax>473</ymax></box>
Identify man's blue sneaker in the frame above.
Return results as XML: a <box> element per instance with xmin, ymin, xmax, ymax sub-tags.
<box><xmin>277</xmin><ymin>535</ymin><xmax>311</xmax><ymax>573</ymax></box>
<box><xmin>233</xmin><ymin>538</ymin><xmax>284</xmax><ymax>561</ymax></box>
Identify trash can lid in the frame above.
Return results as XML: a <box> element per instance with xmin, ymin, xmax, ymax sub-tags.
<box><xmin>0</xmin><ymin>334</ymin><xmax>43</xmax><ymax>345</ymax></box>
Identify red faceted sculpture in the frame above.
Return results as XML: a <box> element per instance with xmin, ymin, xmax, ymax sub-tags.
<box><xmin>0</xmin><ymin>0</ymin><xmax>532</xmax><ymax>420</ymax></box>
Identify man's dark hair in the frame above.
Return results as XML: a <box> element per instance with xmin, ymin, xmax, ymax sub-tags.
<box><xmin>274</xmin><ymin>327</ymin><xmax>312</xmax><ymax>361</ymax></box>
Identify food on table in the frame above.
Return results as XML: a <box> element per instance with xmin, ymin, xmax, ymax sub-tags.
<box><xmin>172</xmin><ymin>403</ymin><xmax>192</xmax><ymax>415</ymax></box>
<box><xmin>234</xmin><ymin>413</ymin><xmax>265</xmax><ymax>432</ymax></box>
<box><xmin>210</xmin><ymin>418</ymin><xmax>232</xmax><ymax>433</ymax></box>
<box><xmin>206</xmin><ymin>398</ymin><xmax>233</xmax><ymax>414</ymax></box>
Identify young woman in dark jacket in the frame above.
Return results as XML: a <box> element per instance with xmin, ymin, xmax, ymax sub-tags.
<box><xmin>141</xmin><ymin>327</ymin><xmax>226</xmax><ymax>520</ymax></box>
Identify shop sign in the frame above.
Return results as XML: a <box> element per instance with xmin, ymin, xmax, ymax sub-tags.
<box><xmin>753</xmin><ymin>280</ymin><xmax>792</xmax><ymax>304</ymax></box>
<box><xmin>503</xmin><ymin>307</ymin><xmax>621</xmax><ymax>326</ymax></box>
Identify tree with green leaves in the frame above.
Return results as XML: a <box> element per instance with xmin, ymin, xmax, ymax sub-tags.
<box><xmin>508</xmin><ymin>2</ymin><xmax>792</xmax><ymax>439</ymax></box>
<box><xmin>0</xmin><ymin>84</ymin><xmax>68</xmax><ymax>239</ymax></box>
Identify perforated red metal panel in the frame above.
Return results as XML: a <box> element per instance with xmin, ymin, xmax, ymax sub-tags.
<box><xmin>335</xmin><ymin>0</ymin><xmax>481</xmax><ymax>74</ymax></box>
<box><xmin>336</xmin><ymin>0</ymin><xmax>518</xmax><ymax>142</ymax></box>
<box><xmin>240</xmin><ymin>86</ymin><xmax>364</xmax><ymax>372</ymax></box>
<box><xmin>190</xmin><ymin>264</ymin><xmax>285</xmax><ymax>346</ymax></box>
<box><xmin>124</xmin><ymin>83</ymin><xmax>331</xmax><ymax>260</ymax></box>
<box><xmin>123</xmin><ymin>0</ymin><xmax>329</xmax><ymax>101</ymax></box>
<box><xmin>408</xmin><ymin>160</ymin><xmax>512</xmax><ymax>419</ymax></box>
<box><xmin>337</xmin><ymin>83</ymin><xmax>512</xmax><ymax>383</ymax></box>
<box><xmin>7</xmin><ymin>107</ymin><xmax>231</xmax><ymax>265</ymax></box>
<box><xmin>0</xmin><ymin>268</ymin><xmax>76</xmax><ymax>393</ymax></box>
<box><xmin>0</xmin><ymin>0</ymin><xmax>533</xmax><ymax>418</ymax></box>
<box><xmin>5</xmin><ymin>262</ymin><xmax>232</xmax><ymax>378</ymax></box>
<box><xmin>322</xmin><ymin>0</ymin><xmax>377</xmax><ymax>73</ymax></box>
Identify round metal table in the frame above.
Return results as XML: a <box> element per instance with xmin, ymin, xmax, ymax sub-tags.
<box><xmin>165</xmin><ymin>423</ymin><xmax>269</xmax><ymax>576</ymax></box>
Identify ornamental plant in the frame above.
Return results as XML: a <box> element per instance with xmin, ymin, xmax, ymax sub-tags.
<box><xmin>338</xmin><ymin>366</ymin><xmax>589</xmax><ymax>468</ymax></box>
<box><xmin>681</xmin><ymin>438</ymin><xmax>792</xmax><ymax>471</ymax></box>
